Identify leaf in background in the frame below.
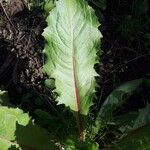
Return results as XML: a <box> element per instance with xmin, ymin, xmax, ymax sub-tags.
<box><xmin>43</xmin><ymin>0</ymin><xmax>101</xmax><ymax>115</ymax></box>
<box><xmin>143</xmin><ymin>78</ymin><xmax>150</xmax><ymax>88</ymax></box>
<box><xmin>8</xmin><ymin>145</ymin><xmax>20</xmax><ymax>150</ymax></box>
<box><xmin>15</xmin><ymin>121</ymin><xmax>56</xmax><ymax>150</ymax></box>
<box><xmin>114</xmin><ymin>125</ymin><xmax>150</xmax><ymax>150</ymax></box>
<box><xmin>132</xmin><ymin>0</ymin><xmax>149</xmax><ymax>16</ymax></box>
<box><xmin>98</xmin><ymin>79</ymin><xmax>143</xmax><ymax>119</ymax></box>
<box><xmin>114</xmin><ymin>104</ymin><xmax>150</xmax><ymax>149</ymax></box>
<box><xmin>27</xmin><ymin>0</ymin><xmax>55</xmax><ymax>12</ymax></box>
<box><xmin>34</xmin><ymin>109</ymin><xmax>78</xmax><ymax>139</ymax></box>
<box><xmin>44</xmin><ymin>0</ymin><xmax>56</xmax><ymax>13</ymax></box>
<box><xmin>117</xmin><ymin>18</ymin><xmax>141</xmax><ymax>40</ymax></box>
<box><xmin>64</xmin><ymin>138</ymin><xmax>99</xmax><ymax>150</ymax></box>
<box><xmin>113</xmin><ymin>112</ymin><xmax>138</xmax><ymax>133</ymax></box>
<box><xmin>0</xmin><ymin>90</ymin><xmax>9</xmax><ymax>105</ymax></box>
<box><xmin>111</xmin><ymin>104</ymin><xmax>150</xmax><ymax>135</ymax></box>
<box><xmin>0</xmin><ymin>106</ymin><xmax>56</xmax><ymax>150</ymax></box>
<box><xmin>44</xmin><ymin>79</ymin><xmax>55</xmax><ymax>90</ymax></box>
<box><xmin>133</xmin><ymin>103</ymin><xmax>150</xmax><ymax>129</ymax></box>
<box><xmin>88</xmin><ymin>0</ymin><xmax>106</xmax><ymax>10</ymax></box>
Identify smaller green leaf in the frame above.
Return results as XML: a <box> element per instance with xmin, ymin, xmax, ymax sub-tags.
<box><xmin>28</xmin><ymin>0</ymin><xmax>55</xmax><ymax>12</ymax></box>
<box><xmin>35</xmin><ymin>109</ymin><xmax>78</xmax><ymax>140</ymax></box>
<box><xmin>98</xmin><ymin>79</ymin><xmax>143</xmax><ymax>119</ymax></box>
<box><xmin>91</xmin><ymin>118</ymin><xmax>103</xmax><ymax>135</ymax></box>
<box><xmin>0</xmin><ymin>90</ymin><xmax>9</xmax><ymax>106</ymax></box>
<box><xmin>143</xmin><ymin>78</ymin><xmax>150</xmax><ymax>88</ymax></box>
<box><xmin>88</xmin><ymin>0</ymin><xmax>106</xmax><ymax>10</ymax></box>
<box><xmin>8</xmin><ymin>145</ymin><xmax>19</xmax><ymax>150</ymax></box>
<box><xmin>133</xmin><ymin>103</ymin><xmax>150</xmax><ymax>129</ymax></box>
<box><xmin>44</xmin><ymin>0</ymin><xmax>56</xmax><ymax>13</ymax></box>
<box><xmin>132</xmin><ymin>0</ymin><xmax>149</xmax><ymax>16</ymax></box>
<box><xmin>15</xmin><ymin>121</ymin><xmax>55</xmax><ymax>150</ymax></box>
<box><xmin>44</xmin><ymin>79</ymin><xmax>55</xmax><ymax>90</ymax></box>
<box><xmin>64</xmin><ymin>138</ymin><xmax>99</xmax><ymax>150</ymax></box>
<box><xmin>0</xmin><ymin>106</ymin><xmax>56</xmax><ymax>150</ymax></box>
<box><xmin>114</xmin><ymin>112</ymin><xmax>138</xmax><ymax>133</ymax></box>
<box><xmin>115</xmin><ymin>125</ymin><xmax>150</xmax><ymax>150</ymax></box>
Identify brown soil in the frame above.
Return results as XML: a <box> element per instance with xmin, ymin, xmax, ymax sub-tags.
<box><xmin>0</xmin><ymin>1</ymin><xmax>51</xmax><ymax>107</ymax></box>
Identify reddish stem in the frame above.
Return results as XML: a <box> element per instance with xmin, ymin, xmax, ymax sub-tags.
<box><xmin>72</xmin><ymin>45</ymin><xmax>84</xmax><ymax>141</ymax></box>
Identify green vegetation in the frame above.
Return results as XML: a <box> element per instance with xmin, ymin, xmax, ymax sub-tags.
<box><xmin>0</xmin><ymin>0</ymin><xmax>149</xmax><ymax>149</ymax></box>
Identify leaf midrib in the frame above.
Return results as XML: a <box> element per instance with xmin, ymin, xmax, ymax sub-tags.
<box><xmin>68</xmin><ymin>0</ymin><xmax>81</xmax><ymax>115</ymax></box>
<box><xmin>68</xmin><ymin>1</ymin><xmax>83</xmax><ymax>140</ymax></box>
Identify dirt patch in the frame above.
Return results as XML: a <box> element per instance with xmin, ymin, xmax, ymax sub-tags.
<box><xmin>0</xmin><ymin>1</ymin><xmax>48</xmax><ymax>104</ymax></box>
<box><xmin>0</xmin><ymin>2</ymin><xmax>45</xmax><ymax>86</ymax></box>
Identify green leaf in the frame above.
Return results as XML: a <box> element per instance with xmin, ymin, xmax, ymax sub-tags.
<box><xmin>132</xmin><ymin>0</ymin><xmax>149</xmax><ymax>16</ymax></box>
<box><xmin>44</xmin><ymin>0</ymin><xmax>56</xmax><ymax>13</ymax></box>
<box><xmin>88</xmin><ymin>0</ymin><xmax>106</xmax><ymax>10</ymax></box>
<box><xmin>34</xmin><ymin>109</ymin><xmax>78</xmax><ymax>139</ymax></box>
<box><xmin>0</xmin><ymin>90</ymin><xmax>9</xmax><ymax>106</ymax></box>
<box><xmin>113</xmin><ymin>112</ymin><xmax>138</xmax><ymax>133</ymax></box>
<box><xmin>8</xmin><ymin>145</ymin><xmax>20</xmax><ymax>150</ymax></box>
<box><xmin>28</xmin><ymin>0</ymin><xmax>55</xmax><ymax>12</ymax></box>
<box><xmin>0</xmin><ymin>106</ymin><xmax>56</xmax><ymax>150</ymax></box>
<box><xmin>44</xmin><ymin>79</ymin><xmax>55</xmax><ymax>90</ymax></box>
<box><xmin>115</xmin><ymin>104</ymin><xmax>150</xmax><ymax>149</ymax></box>
<box><xmin>133</xmin><ymin>104</ymin><xmax>150</xmax><ymax>129</ymax></box>
<box><xmin>64</xmin><ymin>138</ymin><xmax>99</xmax><ymax>150</ymax></box>
<box><xmin>115</xmin><ymin>125</ymin><xmax>150</xmax><ymax>150</ymax></box>
<box><xmin>43</xmin><ymin>0</ymin><xmax>101</xmax><ymax>115</ymax></box>
<box><xmin>109</xmin><ymin>104</ymin><xmax>150</xmax><ymax>149</ymax></box>
<box><xmin>98</xmin><ymin>79</ymin><xmax>143</xmax><ymax>119</ymax></box>
<box><xmin>112</xmin><ymin>104</ymin><xmax>150</xmax><ymax>135</ymax></box>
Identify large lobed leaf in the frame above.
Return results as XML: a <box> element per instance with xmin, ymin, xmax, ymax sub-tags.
<box><xmin>43</xmin><ymin>0</ymin><xmax>101</xmax><ymax>115</ymax></box>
